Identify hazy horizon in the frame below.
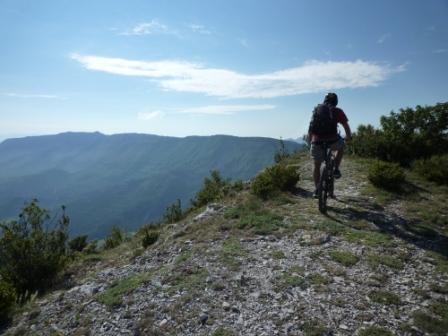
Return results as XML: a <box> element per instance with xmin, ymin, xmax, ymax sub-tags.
<box><xmin>0</xmin><ymin>130</ymin><xmax>307</xmax><ymax>144</ymax></box>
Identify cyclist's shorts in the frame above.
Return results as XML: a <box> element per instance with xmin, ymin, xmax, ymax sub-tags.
<box><xmin>310</xmin><ymin>137</ymin><xmax>345</xmax><ymax>162</ymax></box>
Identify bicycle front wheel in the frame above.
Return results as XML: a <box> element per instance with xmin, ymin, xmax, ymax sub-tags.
<box><xmin>318</xmin><ymin>165</ymin><xmax>328</xmax><ymax>213</ymax></box>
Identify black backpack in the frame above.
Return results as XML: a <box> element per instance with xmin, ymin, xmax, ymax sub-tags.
<box><xmin>309</xmin><ymin>104</ymin><xmax>338</xmax><ymax>136</ymax></box>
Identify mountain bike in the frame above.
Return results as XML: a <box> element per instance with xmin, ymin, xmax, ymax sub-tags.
<box><xmin>316</xmin><ymin>139</ymin><xmax>338</xmax><ymax>213</ymax></box>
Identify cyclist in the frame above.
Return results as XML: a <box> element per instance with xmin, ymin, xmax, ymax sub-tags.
<box><xmin>307</xmin><ymin>93</ymin><xmax>352</xmax><ymax>198</ymax></box>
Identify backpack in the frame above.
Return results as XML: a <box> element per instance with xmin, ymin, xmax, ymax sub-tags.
<box><xmin>309</xmin><ymin>104</ymin><xmax>338</xmax><ymax>136</ymax></box>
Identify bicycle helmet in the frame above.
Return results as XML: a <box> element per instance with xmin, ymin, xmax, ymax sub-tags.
<box><xmin>324</xmin><ymin>92</ymin><xmax>338</xmax><ymax>107</ymax></box>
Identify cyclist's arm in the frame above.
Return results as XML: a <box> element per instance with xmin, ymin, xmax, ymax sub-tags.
<box><xmin>341</xmin><ymin>121</ymin><xmax>352</xmax><ymax>141</ymax></box>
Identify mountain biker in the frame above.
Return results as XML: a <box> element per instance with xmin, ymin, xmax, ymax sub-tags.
<box><xmin>307</xmin><ymin>93</ymin><xmax>352</xmax><ymax>198</ymax></box>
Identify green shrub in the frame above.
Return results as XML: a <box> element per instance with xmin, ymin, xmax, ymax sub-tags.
<box><xmin>349</xmin><ymin>103</ymin><xmax>448</xmax><ymax>165</ymax></box>
<box><xmin>231</xmin><ymin>180</ymin><xmax>244</xmax><ymax>192</ymax></box>
<box><xmin>104</xmin><ymin>226</ymin><xmax>124</xmax><ymax>250</ymax></box>
<box><xmin>68</xmin><ymin>235</ymin><xmax>88</xmax><ymax>252</ymax></box>
<box><xmin>191</xmin><ymin>170</ymin><xmax>231</xmax><ymax>208</ymax></box>
<box><xmin>251</xmin><ymin>163</ymin><xmax>300</xmax><ymax>199</ymax></box>
<box><xmin>0</xmin><ymin>200</ymin><xmax>69</xmax><ymax>303</ymax></box>
<box><xmin>141</xmin><ymin>226</ymin><xmax>160</xmax><ymax>248</ymax></box>
<box><xmin>164</xmin><ymin>199</ymin><xmax>183</xmax><ymax>224</ymax></box>
<box><xmin>413</xmin><ymin>154</ymin><xmax>448</xmax><ymax>185</ymax></box>
<box><xmin>83</xmin><ymin>240</ymin><xmax>98</xmax><ymax>254</ymax></box>
<box><xmin>0</xmin><ymin>280</ymin><xmax>16</xmax><ymax>322</ymax></box>
<box><xmin>368</xmin><ymin>160</ymin><xmax>405</xmax><ymax>191</ymax></box>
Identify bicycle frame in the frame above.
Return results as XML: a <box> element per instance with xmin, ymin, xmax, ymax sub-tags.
<box><xmin>317</xmin><ymin>141</ymin><xmax>336</xmax><ymax>213</ymax></box>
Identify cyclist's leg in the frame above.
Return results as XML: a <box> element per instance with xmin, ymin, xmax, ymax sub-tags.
<box><xmin>313</xmin><ymin>160</ymin><xmax>322</xmax><ymax>190</ymax></box>
<box><xmin>331</xmin><ymin>138</ymin><xmax>345</xmax><ymax>177</ymax></box>
<box><xmin>310</xmin><ymin>142</ymin><xmax>324</xmax><ymax>191</ymax></box>
<box><xmin>334</xmin><ymin>146</ymin><xmax>344</xmax><ymax>169</ymax></box>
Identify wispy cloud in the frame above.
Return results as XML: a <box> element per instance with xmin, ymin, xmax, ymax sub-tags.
<box><xmin>433</xmin><ymin>48</ymin><xmax>447</xmax><ymax>54</ymax></box>
<box><xmin>177</xmin><ymin>104</ymin><xmax>275</xmax><ymax>115</ymax></box>
<box><xmin>2</xmin><ymin>92</ymin><xmax>64</xmax><ymax>99</ymax></box>
<box><xmin>121</xmin><ymin>20</ymin><xmax>178</xmax><ymax>36</ymax></box>
<box><xmin>137</xmin><ymin>110</ymin><xmax>164</xmax><ymax>120</ymax></box>
<box><xmin>72</xmin><ymin>54</ymin><xmax>405</xmax><ymax>99</ymax></box>
<box><xmin>188</xmin><ymin>24</ymin><xmax>211</xmax><ymax>35</ymax></box>
<box><xmin>377</xmin><ymin>33</ymin><xmax>391</xmax><ymax>44</ymax></box>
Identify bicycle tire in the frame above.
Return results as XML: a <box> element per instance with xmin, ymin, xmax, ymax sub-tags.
<box><xmin>328</xmin><ymin>160</ymin><xmax>335</xmax><ymax>198</ymax></box>
<box><xmin>318</xmin><ymin>165</ymin><xmax>328</xmax><ymax>213</ymax></box>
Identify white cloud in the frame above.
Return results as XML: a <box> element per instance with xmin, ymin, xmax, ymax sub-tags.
<box><xmin>433</xmin><ymin>48</ymin><xmax>447</xmax><ymax>54</ymax></box>
<box><xmin>377</xmin><ymin>33</ymin><xmax>391</xmax><ymax>44</ymax></box>
<box><xmin>72</xmin><ymin>54</ymin><xmax>404</xmax><ymax>99</ymax></box>
<box><xmin>2</xmin><ymin>92</ymin><xmax>63</xmax><ymax>99</ymax></box>
<box><xmin>177</xmin><ymin>104</ymin><xmax>275</xmax><ymax>115</ymax></box>
<box><xmin>121</xmin><ymin>20</ymin><xmax>178</xmax><ymax>36</ymax></box>
<box><xmin>137</xmin><ymin>110</ymin><xmax>164</xmax><ymax>120</ymax></box>
<box><xmin>188</xmin><ymin>24</ymin><xmax>211</xmax><ymax>35</ymax></box>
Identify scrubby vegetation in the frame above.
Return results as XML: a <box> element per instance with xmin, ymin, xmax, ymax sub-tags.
<box><xmin>368</xmin><ymin>160</ymin><xmax>405</xmax><ymax>191</ymax></box>
<box><xmin>68</xmin><ymin>235</ymin><xmax>88</xmax><ymax>252</ymax></box>
<box><xmin>140</xmin><ymin>224</ymin><xmax>160</xmax><ymax>248</ymax></box>
<box><xmin>0</xmin><ymin>280</ymin><xmax>16</xmax><ymax>323</ymax></box>
<box><xmin>412</xmin><ymin>154</ymin><xmax>448</xmax><ymax>185</ymax></box>
<box><xmin>349</xmin><ymin>102</ymin><xmax>448</xmax><ymax>165</ymax></box>
<box><xmin>251</xmin><ymin>163</ymin><xmax>300</xmax><ymax>199</ymax></box>
<box><xmin>0</xmin><ymin>200</ymin><xmax>69</xmax><ymax>303</ymax></box>
<box><xmin>191</xmin><ymin>170</ymin><xmax>231</xmax><ymax>208</ymax></box>
<box><xmin>104</xmin><ymin>226</ymin><xmax>125</xmax><ymax>250</ymax></box>
<box><xmin>164</xmin><ymin>199</ymin><xmax>184</xmax><ymax>223</ymax></box>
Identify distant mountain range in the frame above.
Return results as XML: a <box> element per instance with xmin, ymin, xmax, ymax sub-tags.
<box><xmin>0</xmin><ymin>132</ymin><xmax>302</xmax><ymax>238</ymax></box>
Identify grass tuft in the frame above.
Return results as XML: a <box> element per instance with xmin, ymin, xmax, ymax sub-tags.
<box><xmin>368</xmin><ymin>290</ymin><xmax>401</xmax><ymax>305</ymax></box>
<box><xmin>219</xmin><ymin>238</ymin><xmax>248</xmax><ymax>271</ymax></box>
<box><xmin>367</xmin><ymin>253</ymin><xmax>404</xmax><ymax>270</ymax></box>
<box><xmin>97</xmin><ymin>272</ymin><xmax>151</xmax><ymax>308</ymax></box>
<box><xmin>328</xmin><ymin>250</ymin><xmax>359</xmax><ymax>267</ymax></box>
<box><xmin>358</xmin><ymin>326</ymin><xmax>394</xmax><ymax>336</ymax></box>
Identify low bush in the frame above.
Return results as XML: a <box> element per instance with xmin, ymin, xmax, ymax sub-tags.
<box><xmin>413</xmin><ymin>154</ymin><xmax>448</xmax><ymax>185</ymax></box>
<box><xmin>231</xmin><ymin>180</ymin><xmax>244</xmax><ymax>192</ymax></box>
<box><xmin>104</xmin><ymin>226</ymin><xmax>124</xmax><ymax>250</ymax></box>
<box><xmin>0</xmin><ymin>280</ymin><xmax>16</xmax><ymax>322</ymax></box>
<box><xmin>0</xmin><ymin>200</ymin><xmax>69</xmax><ymax>303</ymax></box>
<box><xmin>191</xmin><ymin>170</ymin><xmax>231</xmax><ymax>208</ymax></box>
<box><xmin>164</xmin><ymin>199</ymin><xmax>183</xmax><ymax>224</ymax></box>
<box><xmin>141</xmin><ymin>225</ymin><xmax>160</xmax><ymax>248</ymax></box>
<box><xmin>368</xmin><ymin>161</ymin><xmax>405</xmax><ymax>191</ymax></box>
<box><xmin>68</xmin><ymin>235</ymin><xmax>88</xmax><ymax>252</ymax></box>
<box><xmin>251</xmin><ymin>163</ymin><xmax>300</xmax><ymax>199</ymax></box>
<box><xmin>83</xmin><ymin>240</ymin><xmax>98</xmax><ymax>254</ymax></box>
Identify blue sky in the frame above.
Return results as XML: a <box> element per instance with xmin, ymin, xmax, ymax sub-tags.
<box><xmin>1</xmin><ymin>0</ymin><xmax>447</xmax><ymax>141</ymax></box>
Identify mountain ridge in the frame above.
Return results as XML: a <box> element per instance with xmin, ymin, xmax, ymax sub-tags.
<box><xmin>0</xmin><ymin>132</ymin><xmax>303</xmax><ymax>238</ymax></box>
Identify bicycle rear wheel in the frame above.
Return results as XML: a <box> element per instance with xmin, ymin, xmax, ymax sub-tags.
<box><xmin>318</xmin><ymin>165</ymin><xmax>328</xmax><ymax>213</ymax></box>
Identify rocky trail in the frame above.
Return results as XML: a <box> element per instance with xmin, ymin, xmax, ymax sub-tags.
<box><xmin>3</xmin><ymin>157</ymin><xmax>448</xmax><ymax>336</ymax></box>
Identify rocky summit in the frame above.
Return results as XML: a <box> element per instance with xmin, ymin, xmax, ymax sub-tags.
<box><xmin>2</xmin><ymin>154</ymin><xmax>448</xmax><ymax>336</ymax></box>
